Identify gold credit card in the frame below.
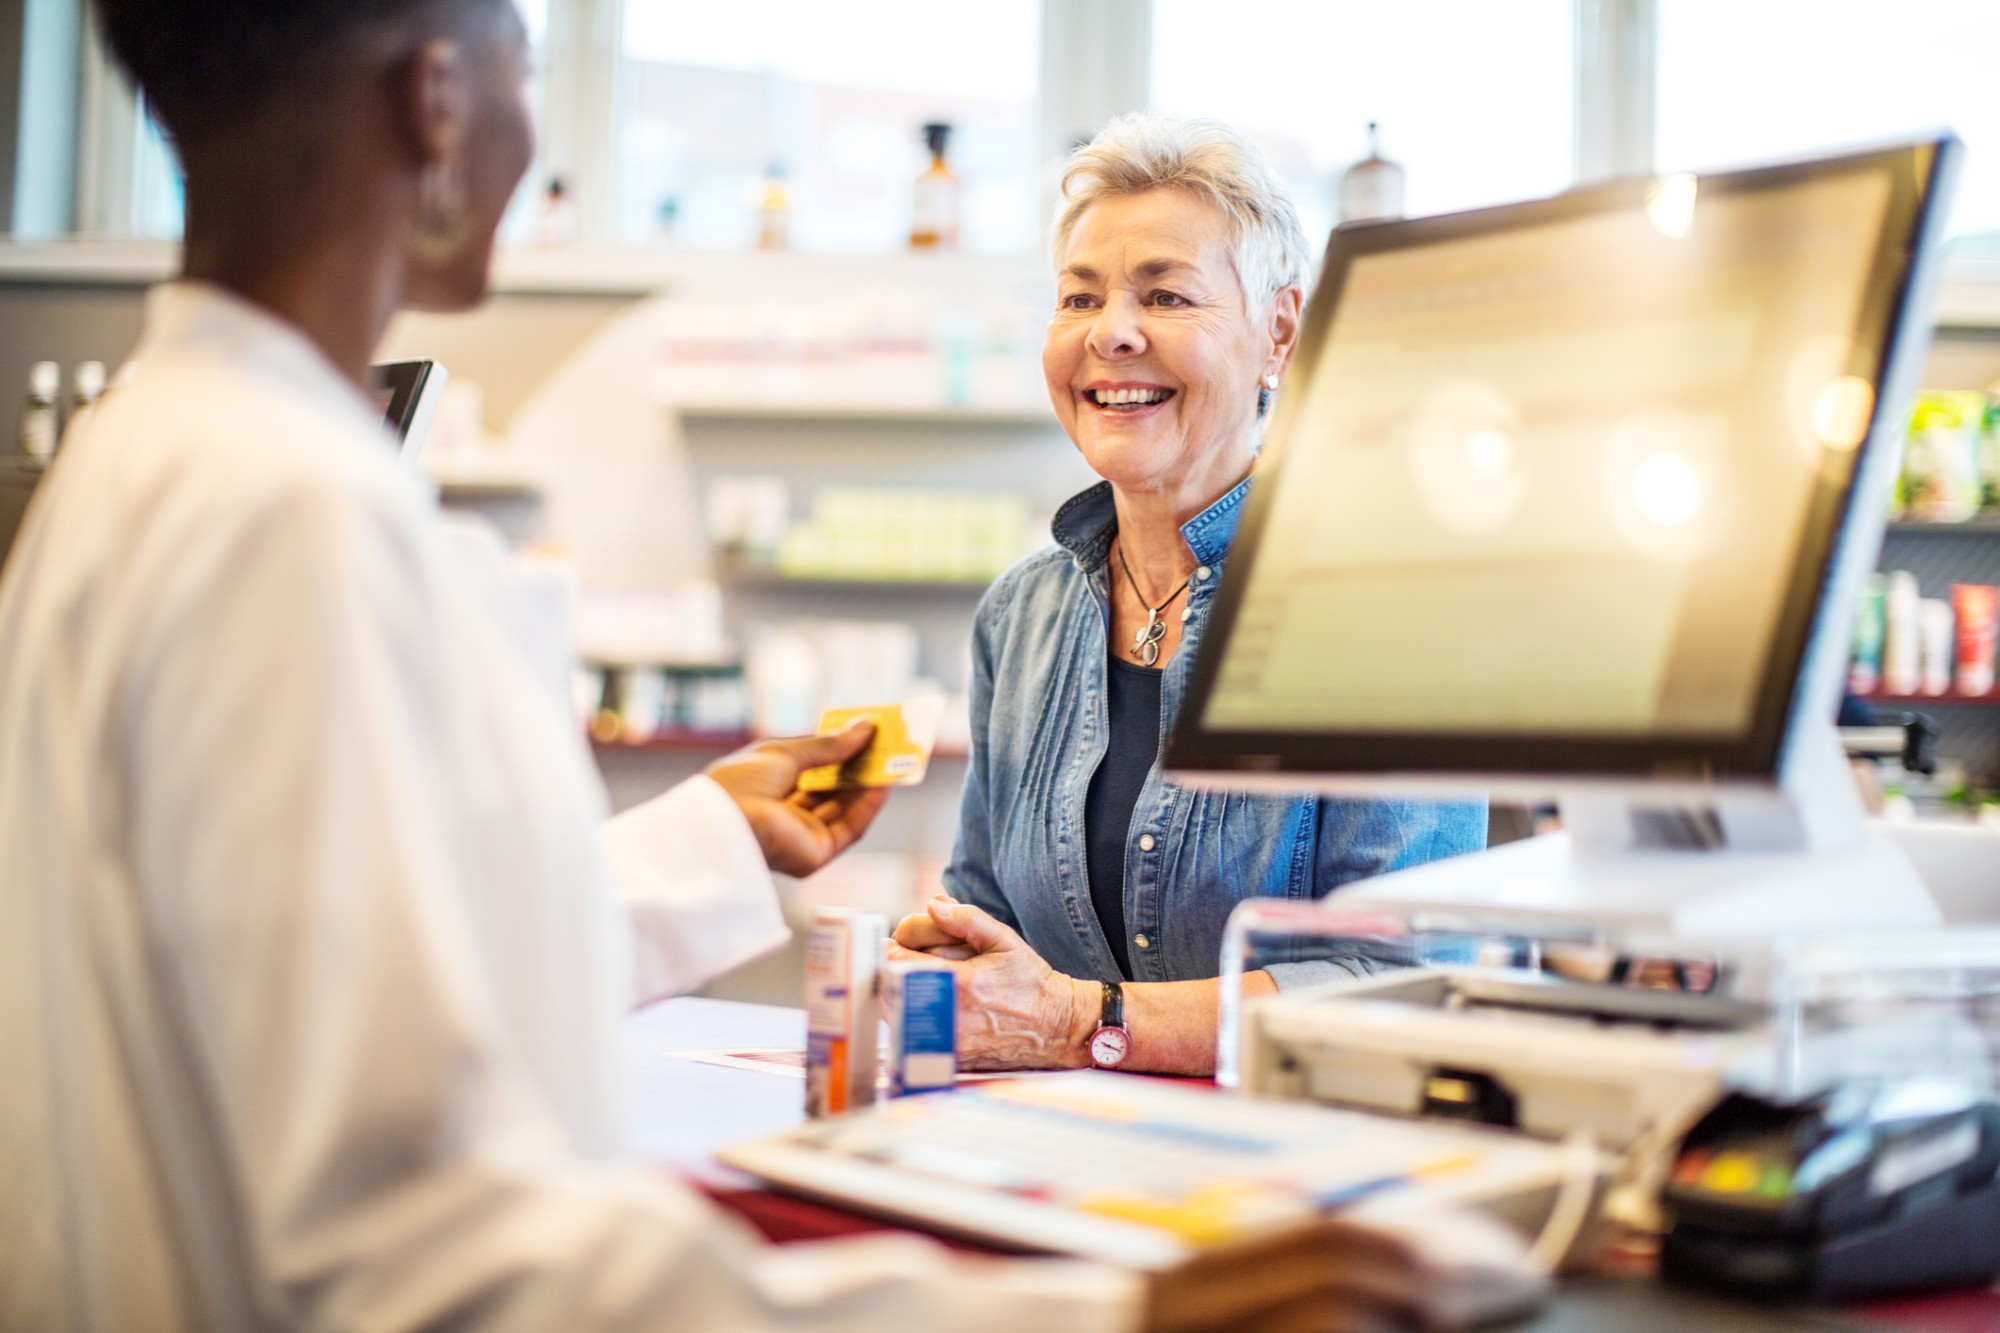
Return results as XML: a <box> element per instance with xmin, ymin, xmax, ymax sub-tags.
<box><xmin>797</xmin><ymin>697</ymin><xmax>946</xmax><ymax>791</ymax></box>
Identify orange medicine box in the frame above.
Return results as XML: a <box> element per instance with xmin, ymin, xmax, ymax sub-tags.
<box><xmin>805</xmin><ymin>907</ymin><xmax>885</xmax><ymax>1118</ymax></box>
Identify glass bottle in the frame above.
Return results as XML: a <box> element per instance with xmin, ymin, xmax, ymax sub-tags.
<box><xmin>1338</xmin><ymin>121</ymin><xmax>1406</xmax><ymax>226</ymax></box>
<box><xmin>910</xmin><ymin>122</ymin><xmax>961</xmax><ymax>250</ymax></box>
<box><xmin>757</xmin><ymin>161</ymin><xmax>792</xmax><ymax>251</ymax></box>
<box><xmin>536</xmin><ymin>176</ymin><xmax>578</xmax><ymax>247</ymax></box>
<box><xmin>68</xmin><ymin>361</ymin><xmax>106</xmax><ymax>438</ymax></box>
<box><xmin>19</xmin><ymin>361</ymin><xmax>58</xmax><ymax>463</ymax></box>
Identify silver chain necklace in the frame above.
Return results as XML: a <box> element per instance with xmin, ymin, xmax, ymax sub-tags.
<box><xmin>1116</xmin><ymin>544</ymin><xmax>1192</xmax><ymax>667</ymax></box>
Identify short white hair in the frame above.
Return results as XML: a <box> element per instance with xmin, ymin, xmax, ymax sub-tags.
<box><xmin>1052</xmin><ymin>113</ymin><xmax>1312</xmax><ymax>313</ymax></box>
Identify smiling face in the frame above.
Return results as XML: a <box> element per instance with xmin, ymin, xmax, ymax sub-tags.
<box><xmin>1044</xmin><ymin>187</ymin><xmax>1300</xmax><ymax>508</ymax></box>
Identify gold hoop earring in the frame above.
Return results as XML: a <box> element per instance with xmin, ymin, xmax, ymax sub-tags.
<box><xmin>415</xmin><ymin>158</ymin><xmax>471</xmax><ymax>257</ymax></box>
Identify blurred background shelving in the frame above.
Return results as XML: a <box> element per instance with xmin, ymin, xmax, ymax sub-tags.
<box><xmin>16</xmin><ymin>0</ymin><xmax>2000</xmax><ymax>998</ymax></box>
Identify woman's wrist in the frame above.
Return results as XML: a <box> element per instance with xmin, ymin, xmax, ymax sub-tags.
<box><xmin>1059</xmin><ymin>975</ymin><xmax>1101</xmax><ymax>1067</ymax></box>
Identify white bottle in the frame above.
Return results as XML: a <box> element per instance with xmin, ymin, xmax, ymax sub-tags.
<box><xmin>67</xmin><ymin>360</ymin><xmax>106</xmax><ymax>438</ymax></box>
<box><xmin>20</xmin><ymin>361</ymin><xmax>58</xmax><ymax>462</ymax></box>
<box><xmin>1882</xmin><ymin>570</ymin><xmax>1923</xmax><ymax>697</ymax></box>
<box><xmin>1339</xmin><ymin>121</ymin><xmax>1407</xmax><ymax>225</ymax></box>
<box><xmin>1919</xmin><ymin>598</ymin><xmax>1955</xmax><ymax>697</ymax></box>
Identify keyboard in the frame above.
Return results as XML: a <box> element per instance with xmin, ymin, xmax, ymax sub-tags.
<box><xmin>719</xmin><ymin>1070</ymin><xmax>1579</xmax><ymax>1268</ymax></box>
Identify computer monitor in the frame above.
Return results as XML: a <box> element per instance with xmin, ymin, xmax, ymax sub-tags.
<box><xmin>370</xmin><ymin>358</ymin><xmax>447</xmax><ymax>460</ymax></box>
<box><xmin>1173</xmin><ymin>141</ymin><xmax>1954</xmax><ymax>804</ymax></box>
<box><xmin>1168</xmin><ymin>139</ymin><xmax>1961</xmax><ymax>942</ymax></box>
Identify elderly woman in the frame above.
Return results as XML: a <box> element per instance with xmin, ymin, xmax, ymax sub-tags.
<box><xmin>893</xmin><ymin>115</ymin><xmax>1486</xmax><ymax>1074</ymax></box>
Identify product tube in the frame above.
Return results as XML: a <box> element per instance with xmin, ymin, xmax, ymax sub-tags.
<box><xmin>1953</xmin><ymin>583</ymin><xmax>1999</xmax><ymax>696</ymax></box>
<box><xmin>1920</xmin><ymin>598</ymin><xmax>1954</xmax><ymax>697</ymax></box>
<box><xmin>1883</xmin><ymin>571</ymin><xmax>1922</xmax><ymax>696</ymax></box>
<box><xmin>804</xmin><ymin>907</ymin><xmax>885</xmax><ymax>1118</ymax></box>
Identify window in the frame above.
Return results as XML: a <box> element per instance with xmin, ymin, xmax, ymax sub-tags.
<box><xmin>1657</xmin><ymin>0</ymin><xmax>2000</xmax><ymax>239</ymax></box>
<box><xmin>612</xmin><ymin>0</ymin><xmax>1041</xmax><ymax>251</ymax></box>
<box><xmin>1151</xmin><ymin>0</ymin><xmax>1575</xmax><ymax>242</ymax></box>
<box><xmin>498</xmin><ymin>0</ymin><xmax>553</xmax><ymax>244</ymax></box>
<box><xmin>132</xmin><ymin>109</ymin><xmax>183</xmax><ymax>238</ymax></box>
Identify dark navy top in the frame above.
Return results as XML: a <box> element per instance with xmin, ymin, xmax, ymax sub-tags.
<box><xmin>1084</xmin><ymin>654</ymin><xmax>1163</xmax><ymax>980</ymax></box>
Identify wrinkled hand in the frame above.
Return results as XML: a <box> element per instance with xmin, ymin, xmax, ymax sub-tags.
<box><xmin>1142</xmin><ymin>1219</ymin><xmax>1428</xmax><ymax>1333</ymax></box>
<box><xmin>704</xmin><ymin>723</ymin><xmax>889</xmax><ymax>878</ymax></box>
<box><xmin>887</xmin><ymin>896</ymin><xmax>1094</xmax><ymax>1071</ymax></box>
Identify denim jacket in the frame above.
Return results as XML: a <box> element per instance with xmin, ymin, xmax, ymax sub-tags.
<box><xmin>942</xmin><ymin>477</ymin><xmax>1488</xmax><ymax>986</ymax></box>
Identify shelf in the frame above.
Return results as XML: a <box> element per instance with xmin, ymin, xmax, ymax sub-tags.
<box><xmin>437</xmin><ymin>479</ymin><xmax>542</xmax><ymax>503</ymax></box>
<box><xmin>1860</xmin><ymin>691</ymin><xmax>2000</xmax><ymax>709</ymax></box>
<box><xmin>1885</xmin><ymin>516</ymin><xmax>2000</xmax><ymax>534</ymax></box>
<box><xmin>590</xmin><ymin>728</ymin><xmax>969</xmax><ymax>760</ymax></box>
<box><xmin>675</xmin><ymin>402</ymin><xmax>1055</xmax><ymax>427</ymax></box>
<box><xmin>591</xmin><ymin>728</ymin><xmax>756</xmax><ymax>753</ymax></box>
<box><xmin>718</xmin><ymin>565</ymin><xmax>997</xmax><ymax>595</ymax></box>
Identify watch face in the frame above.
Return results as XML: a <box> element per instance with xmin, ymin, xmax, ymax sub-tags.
<box><xmin>1089</xmin><ymin>1025</ymin><xmax>1131</xmax><ymax>1068</ymax></box>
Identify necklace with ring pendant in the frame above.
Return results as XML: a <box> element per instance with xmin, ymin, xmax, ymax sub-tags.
<box><xmin>1116</xmin><ymin>544</ymin><xmax>1193</xmax><ymax>667</ymax></box>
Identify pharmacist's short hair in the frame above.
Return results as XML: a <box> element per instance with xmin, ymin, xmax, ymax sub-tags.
<box><xmin>93</xmin><ymin>0</ymin><xmax>506</xmax><ymax>146</ymax></box>
<box><xmin>1052</xmin><ymin>114</ymin><xmax>1312</xmax><ymax>315</ymax></box>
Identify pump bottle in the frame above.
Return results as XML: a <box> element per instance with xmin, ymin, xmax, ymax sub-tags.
<box><xmin>1338</xmin><ymin>121</ymin><xmax>1406</xmax><ymax>225</ymax></box>
<box><xmin>910</xmin><ymin>122</ymin><xmax>961</xmax><ymax>250</ymax></box>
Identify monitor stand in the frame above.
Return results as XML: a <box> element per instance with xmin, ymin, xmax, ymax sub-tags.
<box><xmin>1330</xmin><ymin>721</ymin><xmax>1941</xmax><ymax>955</ymax></box>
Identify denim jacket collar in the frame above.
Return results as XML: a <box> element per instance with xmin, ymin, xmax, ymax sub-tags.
<box><xmin>1049</xmin><ymin>474</ymin><xmax>1254</xmax><ymax>573</ymax></box>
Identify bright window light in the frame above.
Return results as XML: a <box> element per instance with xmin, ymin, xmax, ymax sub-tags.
<box><xmin>1658</xmin><ymin>0</ymin><xmax>2000</xmax><ymax>239</ymax></box>
<box><xmin>1151</xmin><ymin>0</ymin><xmax>1574</xmax><ymax>245</ymax></box>
<box><xmin>614</xmin><ymin>0</ymin><xmax>1041</xmax><ymax>251</ymax></box>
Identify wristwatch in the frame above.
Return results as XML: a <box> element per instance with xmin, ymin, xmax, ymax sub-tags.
<box><xmin>1088</xmin><ymin>980</ymin><xmax>1131</xmax><ymax>1069</ymax></box>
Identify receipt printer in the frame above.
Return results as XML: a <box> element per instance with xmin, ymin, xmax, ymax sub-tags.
<box><xmin>1660</xmin><ymin>1080</ymin><xmax>2000</xmax><ymax>1302</ymax></box>
<box><xmin>1239</xmin><ymin>967</ymin><xmax>1769</xmax><ymax>1151</ymax></box>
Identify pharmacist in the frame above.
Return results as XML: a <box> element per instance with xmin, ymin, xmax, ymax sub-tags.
<box><xmin>0</xmin><ymin>1</ymin><xmax>1431</xmax><ymax>1330</ymax></box>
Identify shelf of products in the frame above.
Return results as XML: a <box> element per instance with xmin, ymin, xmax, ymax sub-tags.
<box><xmin>716</xmin><ymin>565</ymin><xmax>994</xmax><ymax>595</ymax></box>
<box><xmin>436</xmin><ymin>478</ymin><xmax>542</xmax><ymax>503</ymax></box>
<box><xmin>588</xmin><ymin>726</ymin><xmax>757</xmax><ymax>752</ymax></box>
<box><xmin>677</xmin><ymin>402</ymin><xmax>1055</xmax><ymax>427</ymax></box>
<box><xmin>587</xmin><ymin>727</ymin><xmax>968</xmax><ymax>761</ymax></box>
<box><xmin>1854</xmin><ymin>387</ymin><xmax>2000</xmax><ymax>785</ymax></box>
<box><xmin>1886</xmin><ymin>516</ymin><xmax>2000</xmax><ymax>535</ymax></box>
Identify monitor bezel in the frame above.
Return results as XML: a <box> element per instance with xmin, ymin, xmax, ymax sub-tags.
<box><xmin>1166</xmin><ymin>139</ymin><xmax>1952</xmax><ymax>787</ymax></box>
<box><xmin>369</xmin><ymin>359</ymin><xmax>444</xmax><ymax>460</ymax></box>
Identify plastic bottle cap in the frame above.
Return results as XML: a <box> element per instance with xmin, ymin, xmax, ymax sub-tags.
<box><xmin>29</xmin><ymin>361</ymin><xmax>58</xmax><ymax>399</ymax></box>
<box><xmin>75</xmin><ymin>361</ymin><xmax>106</xmax><ymax>398</ymax></box>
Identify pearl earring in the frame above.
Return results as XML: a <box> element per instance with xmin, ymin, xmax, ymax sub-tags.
<box><xmin>1263</xmin><ymin>374</ymin><xmax>1280</xmax><ymax>390</ymax></box>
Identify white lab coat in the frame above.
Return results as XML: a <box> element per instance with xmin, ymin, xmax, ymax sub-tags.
<box><xmin>0</xmin><ymin>284</ymin><xmax>1137</xmax><ymax>1332</ymax></box>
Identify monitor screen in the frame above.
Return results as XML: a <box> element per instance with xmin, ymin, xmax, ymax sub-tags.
<box><xmin>1171</xmin><ymin>141</ymin><xmax>1952</xmax><ymax>787</ymax></box>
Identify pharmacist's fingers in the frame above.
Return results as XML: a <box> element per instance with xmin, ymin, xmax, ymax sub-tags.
<box><xmin>766</xmin><ymin>720</ymin><xmax>876</xmax><ymax>778</ymax></box>
<box><xmin>1142</xmin><ymin>1220</ymin><xmax>1425</xmax><ymax>1333</ymax></box>
<box><xmin>812</xmin><ymin>786</ymin><xmax>888</xmax><ymax>855</ymax></box>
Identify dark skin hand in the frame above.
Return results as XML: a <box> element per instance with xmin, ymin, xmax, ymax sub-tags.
<box><xmin>704</xmin><ymin>721</ymin><xmax>889</xmax><ymax>877</ymax></box>
<box><xmin>1141</xmin><ymin>1220</ymin><xmax>1429</xmax><ymax>1333</ymax></box>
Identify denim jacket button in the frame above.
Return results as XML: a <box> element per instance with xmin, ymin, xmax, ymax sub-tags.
<box><xmin>1135</xmin><ymin>933</ymin><xmax>1152</xmax><ymax>950</ymax></box>
<box><xmin>1180</xmin><ymin>606</ymin><xmax>1193</xmax><ymax>623</ymax></box>
<box><xmin>1195</xmin><ymin>565</ymin><xmax>1213</xmax><ymax>581</ymax></box>
<box><xmin>1138</xmin><ymin>833</ymin><xmax>1156</xmax><ymax>852</ymax></box>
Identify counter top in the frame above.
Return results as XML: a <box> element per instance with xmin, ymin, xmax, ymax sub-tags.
<box><xmin>629</xmin><ymin>996</ymin><xmax>1998</xmax><ymax>1331</ymax></box>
